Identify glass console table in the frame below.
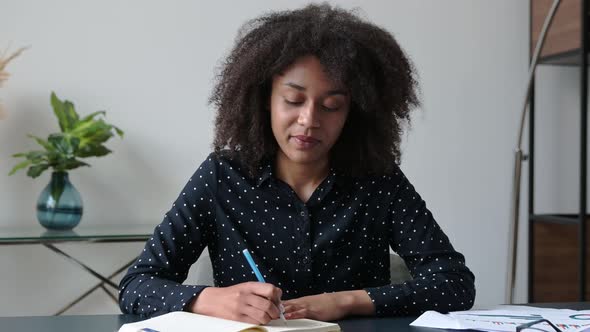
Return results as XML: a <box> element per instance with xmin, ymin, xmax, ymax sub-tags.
<box><xmin>0</xmin><ymin>224</ymin><xmax>154</xmax><ymax>315</ymax></box>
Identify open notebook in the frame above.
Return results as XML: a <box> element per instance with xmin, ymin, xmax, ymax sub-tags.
<box><xmin>118</xmin><ymin>311</ymin><xmax>341</xmax><ymax>332</ymax></box>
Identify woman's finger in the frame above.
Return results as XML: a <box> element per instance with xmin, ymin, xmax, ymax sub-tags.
<box><xmin>245</xmin><ymin>293</ymin><xmax>280</xmax><ymax>319</ymax></box>
<box><xmin>282</xmin><ymin>304</ymin><xmax>302</xmax><ymax>314</ymax></box>
<box><xmin>238</xmin><ymin>313</ymin><xmax>265</xmax><ymax>325</ymax></box>
<box><xmin>247</xmin><ymin>282</ymin><xmax>282</xmax><ymax>303</ymax></box>
<box><xmin>284</xmin><ymin>308</ymin><xmax>307</xmax><ymax>320</ymax></box>
<box><xmin>242</xmin><ymin>303</ymin><xmax>275</xmax><ymax>325</ymax></box>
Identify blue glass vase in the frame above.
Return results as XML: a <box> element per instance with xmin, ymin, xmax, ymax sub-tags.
<box><xmin>37</xmin><ymin>171</ymin><xmax>83</xmax><ymax>230</ymax></box>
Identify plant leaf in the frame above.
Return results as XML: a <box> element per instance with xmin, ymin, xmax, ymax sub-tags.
<box><xmin>27</xmin><ymin>134</ymin><xmax>55</xmax><ymax>151</ymax></box>
<box><xmin>26</xmin><ymin>163</ymin><xmax>50</xmax><ymax>178</ymax></box>
<box><xmin>48</xmin><ymin>134</ymin><xmax>80</xmax><ymax>157</ymax></box>
<box><xmin>78</xmin><ymin>120</ymin><xmax>114</xmax><ymax>146</ymax></box>
<box><xmin>8</xmin><ymin>159</ymin><xmax>32</xmax><ymax>175</ymax></box>
<box><xmin>50</xmin><ymin>173</ymin><xmax>65</xmax><ymax>204</ymax></box>
<box><xmin>50</xmin><ymin>92</ymin><xmax>69</xmax><ymax>132</ymax></box>
<box><xmin>25</xmin><ymin>150</ymin><xmax>47</xmax><ymax>163</ymax></box>
<box><xmin>68</xmin><ymin>135</ymin><xmax>80</xmax><ymax>152</ymax></box>
<box><xmin>63</xmin><ymin>100</ymin><xmax>79</xmax><ymax>131</ymax></box>
<box><xmin>76</xmin><ymin>144</ymin><xmax>111</xmax><ymax>158</ymax></box>
<box><xmin>63</xmin><ymin>159</ymin><xmax>89</xmax><ymax>170</ymax></box>
<box><xmin>70</xmin><ymin>112</ymin><xmax>105</xmax><ymax>137</ymax></box>
<box><xmin>48</xmin><ymin>134</ymin><xmax>71</xmax><ymax>156</ymax></box>
<box><xmin>79</xmin><ymin>110</ymin><xmax>105</xmax><ymax>123</ymax></box>
<box><xmin>45</xmin><ymin>150</ymin><xmax>61</xmax><ymax>166</ymax></box>
<box><xmin>113</xmin><ymin>126</ymin><xmax>124</xmax><ymax>138</ymax></box>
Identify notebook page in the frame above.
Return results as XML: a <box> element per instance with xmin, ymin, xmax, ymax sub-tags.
<box><xmin>118</xmin><ymin>311</ymin><xmax>266</xmax><ymax>332</ymax></box>
<box><xmin>264</xmin><ymin>318</ymin><xmax>340</xmax><ymax>332</ymax></box>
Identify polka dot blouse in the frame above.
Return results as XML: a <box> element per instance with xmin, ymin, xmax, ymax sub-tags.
<box><xmin>119</xmin><ymin>152</ymin><xmax>475</xmax><ymax>317</ymax></box>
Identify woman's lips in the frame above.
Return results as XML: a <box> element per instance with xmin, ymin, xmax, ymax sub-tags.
<box><xmin>291</xmin><ymin>135</ymin><xmax>320</xmax><ymax>149</ymax></box>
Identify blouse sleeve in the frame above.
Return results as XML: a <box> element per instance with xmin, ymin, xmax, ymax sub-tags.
<box><xmin>364</xmin><ymin>170</ymin><xmax>476</xmax><ymax>316</ymax></box>
<box><xmin>118</xmin><ymin>154</ymin><xmax>218</xmax><ymax>316</ymax></box>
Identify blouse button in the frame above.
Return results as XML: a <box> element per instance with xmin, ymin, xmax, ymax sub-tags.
<box><xmin>300</xmin><ymin>211</ymin><xmax>305</xmax><ymax>217</ymax></box>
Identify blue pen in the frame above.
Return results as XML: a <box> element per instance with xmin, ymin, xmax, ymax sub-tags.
<box><xmin>242</xmin><ymin>248</ymin><xmax>287</xmax><ymax>324</ymax></box>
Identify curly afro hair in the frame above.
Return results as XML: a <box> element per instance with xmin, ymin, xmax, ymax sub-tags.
<box><xmin>210</xmin><ymin>3</ymin><xmax>419</xmax><ymax>178</ymax></box>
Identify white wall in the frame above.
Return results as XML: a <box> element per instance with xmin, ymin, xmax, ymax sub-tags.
<box><xmin>0</xmin><ymin>0</ymin><xmax>531</xmax><ymax>316</ymax></box>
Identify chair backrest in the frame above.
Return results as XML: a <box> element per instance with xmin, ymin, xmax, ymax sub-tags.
<box><xmin>190</xmin><ymin>249</ymin><xmax>411</xmax><ymax>286</ymax></box>
<box><xmin>191</xmin><ymin>250</ymin><xmax>215</xmax><ymax>286</ymax></box>
<box><xmin>389</xmin><ymin>252</ymin><xmax>412</xmax><ymax>284</ymax></box>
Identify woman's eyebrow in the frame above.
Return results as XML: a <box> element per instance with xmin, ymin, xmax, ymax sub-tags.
<box><xmin>283</xmin><ymin>82</ymin><xmax>305</xmax><ymax>91</ymax></box>
<box><xmin>283</xmin><ymin>82</ymin><xmax>348</xmax><ymax>96</ymax></box>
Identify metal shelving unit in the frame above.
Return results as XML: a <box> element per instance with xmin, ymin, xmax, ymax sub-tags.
<box><xmin>528</xmin><ymin>0</ymin><xmax>589</xmax><ymax>302</ymax></box>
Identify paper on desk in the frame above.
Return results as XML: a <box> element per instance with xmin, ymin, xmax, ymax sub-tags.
<box><xmin>411</xmin><ymin>305</ymin><xmax>590</xmax><ymax>332</ymax></box>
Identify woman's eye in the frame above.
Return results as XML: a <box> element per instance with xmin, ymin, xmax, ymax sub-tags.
<box><xmin>322</xmin><ymin>105</ymin><xmax>340</xmax><ymax>112</ymax></box>
<box><xmin>284</xmin><ymin>99</ymin><xmax>304</xmax><ymax>106</ymax></box>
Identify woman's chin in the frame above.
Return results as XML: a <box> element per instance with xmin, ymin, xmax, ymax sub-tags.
<box><xmin>284</xmin><ymin>150</ymin><xmax>328</xmax><ymax>165</ymax></box>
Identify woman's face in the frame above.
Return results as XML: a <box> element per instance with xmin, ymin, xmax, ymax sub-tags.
<box><xmin>270</xmin><ymin>55</ymin><xmax>350</xmax><ymax>167</ymax></box>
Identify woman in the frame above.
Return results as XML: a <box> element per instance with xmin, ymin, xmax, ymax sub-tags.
<box><xmin>119</xmin><ymin>3</ymin><xmax>476</xmax><ymax>324</ymax></box>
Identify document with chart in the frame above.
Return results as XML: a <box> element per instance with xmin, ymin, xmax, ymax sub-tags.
<box><xmin>411</xmin><ymin>305</ymin><xmax>590</xmax><ymax>332</ymax></box>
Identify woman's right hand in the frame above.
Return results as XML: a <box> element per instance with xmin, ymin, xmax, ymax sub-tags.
<box><xmin>189</xmin><ymin>282</ymin><xmax>283</xmax><ymax>324</ymax></box>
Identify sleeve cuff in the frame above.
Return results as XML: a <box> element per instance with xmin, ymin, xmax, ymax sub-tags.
<box><xmin>364</xmin><ymin>285</ymin><xmax>407</xmax><ymax>317</ymax></box>
<box><xmin>180</xmin><ymin>285</ymin><xmax>210</xmax><ymax>312</ymax></box>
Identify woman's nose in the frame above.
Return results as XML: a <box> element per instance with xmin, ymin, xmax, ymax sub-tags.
<box><xmin>297</xmin><ymin>103</ymin><xmax>320</xmax><ymax>128</ymax></box>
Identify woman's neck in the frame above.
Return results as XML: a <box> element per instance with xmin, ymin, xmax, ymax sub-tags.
<box><xmin>275</xmin><ymin>152</ymin><xmax>330</xmax><ymax>203</ymax></box>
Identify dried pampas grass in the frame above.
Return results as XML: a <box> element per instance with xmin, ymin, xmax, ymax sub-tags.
<box><xmin>0</xmin><ymin>45</ymin><xmax>29</xmax><ymax>119</ymax></box>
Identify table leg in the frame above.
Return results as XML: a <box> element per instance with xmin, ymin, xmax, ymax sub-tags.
<box><xmin>99</xmin><ymin>284</ymin><xmax>118</xmax><ymax>302</ymax></box>
<box><xmin>43</xmin><ymin>243</ymin><xmax>119</xmax><ymax>289</ymax></box>
<box><xmin>53</xmin><ymin>256</ymin><xmax>137</xmax><ymax>315</ymax></box>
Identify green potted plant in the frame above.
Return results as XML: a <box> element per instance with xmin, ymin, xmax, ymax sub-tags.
<box><xmin>9</xmin><ymin>92</ymin><xmax>123</xmax><ymax>230</ymax></box>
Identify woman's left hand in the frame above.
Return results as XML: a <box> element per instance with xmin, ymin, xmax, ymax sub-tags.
<box><xmin>282</xmin><ymin>290</ymin><xmax>375</xmax><ymax>321</ymax></box>
<box><xmin>282</xmin><ymin>293</ymin><xmax>346</xmax><ymax>321</ymax></box>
